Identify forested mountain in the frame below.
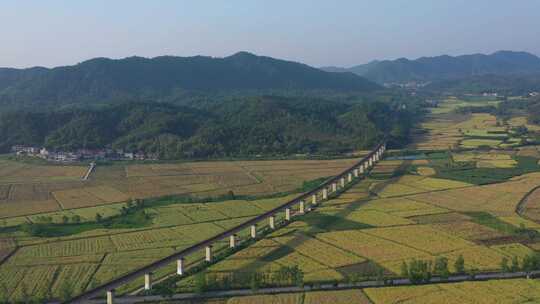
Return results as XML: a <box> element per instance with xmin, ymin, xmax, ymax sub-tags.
<box><xmin>321</xmin><ymin>51</ymin><xmax>540</xmax><ymax>84</ymax></box>
<box><xmin>0</xmin><ymin>96</ymin><xmax>419</xmax><ymax>158</ymax></box>
<box><xmin>0</xmin><ymin>52</ymin><xmax>380</xmax><ymax>109</ymax></box>
<box><xmin>424</xmin><ymin>74</ymin><xmax>540</xmax><ymax>95</ymax></box>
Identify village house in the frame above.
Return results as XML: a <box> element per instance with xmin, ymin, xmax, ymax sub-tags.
<box><xmin>11</xmin><ymin>145</ymin><xmax>40</xmax><ymax>155</ymax></box>
<box><xmin>12</xmin><ymin>145</ymin><xmax>158</xmax><ymax>162</ymax></box>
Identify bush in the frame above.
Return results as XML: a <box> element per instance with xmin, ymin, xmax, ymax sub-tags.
<box><xmin>454</xmin><ymin>254</ymin><xmax>465</xmax><ymax>274</ymax></box>
<box><xmin>433</xmin><ymin>257</ymin><xmax>449</xmax><ymax>279</ymax></box>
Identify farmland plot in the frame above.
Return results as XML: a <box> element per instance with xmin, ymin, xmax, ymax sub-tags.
<box><xmin>51</xmin><ymin>263</ymin><xmax>98</xmax><ymax>296</ymax></box>
<box><xmin>227</xmin><ymin>293</ymin><xmax>302</xmax><ymax>304</ymax></box>
<box><xmin>0</xmin><ymin>161</ymin><xmax>86</xmax><ymax>184</ymax></box>
<box><xmin>272</xmin><ymin>233</ymin><xmax>366</xmax><ymax>268</ymax></box>
<box><xmin>363</xmin><ymin>225</ymin><xmax>473</xmax><ymax>255</ymax></box>
<box><xmin>365</xmin><ymin>279</ymin><xmax>540</xmax><ymax>304</ymax></box>
<box><xmin>407</xmin><ymin>177</ymin><xmax>539</xmax><ymax>216</ymax></box>
<box><xmin>0</xmin><ymin>199</ymin><xmax>60</xmax><ymax>218</ymax></box>
<box><xmin>304</xmin><ymin>290</ymin><xmax>372</xmax><ymax>304</ymax></box>
<box><xmin>0</xmin><ymin>238</ymin><xmax>16</xmax><ymax>262</ymax></box>
<box><xmin>316</xmin><ymin>230</ymin><xmax>432</xmax><ymax>273</ymax></box>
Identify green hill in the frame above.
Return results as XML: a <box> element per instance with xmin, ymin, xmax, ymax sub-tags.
<box><xmin>321</xmin><ymin>51</ymin><xmax>540</xmax><ymax>84</ymax></box>
<box><xmin>0</xmin><ymin>52</ymin><xmax>380</xmax><ymax>109</ymax></box>
<box><xmin>0</xmin><ymin>96</ymin><xmax>417</xmax><ymax>158</ymax></box>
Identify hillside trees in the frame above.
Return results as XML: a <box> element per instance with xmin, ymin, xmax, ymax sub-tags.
<box><xmin>0</xmin><ymin>95</ymin><xmax>419</xmax><ymax>158</ymax></box>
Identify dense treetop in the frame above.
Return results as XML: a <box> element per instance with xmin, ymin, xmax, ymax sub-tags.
<box><xmin>0</xmin><ymin>95</ymin><xmax>419</xmax><ymax>158</ymax></box>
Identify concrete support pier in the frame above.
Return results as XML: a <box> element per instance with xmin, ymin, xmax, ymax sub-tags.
<box><xmin>348</xmin><ymin>173</ymin><xmax>352</xmax><ymax>182</ymax></box>
<box><xmin>340</xmin><ymin>177</ymin><xmax>345</xmax><ymax>188</ymax></box>
<box><xmin>360</xmin><ymin>166</ymin><xmax>364</xmax><ymax>174</ymax></box>
<box><xmin>205</xmin><ymin>246</ymin><xmax>212</xmax><ymax>262</ymax></box>
<box><xmin>354</xmin><ymin>168</ymin><xmax>359</xmax><ymax>177</ymax></box>
<box><xmin>332</xmin><ymin>182</ymin><xmax>337</xmax><ymax>192</ymax></box>
<box><xmin>177</xmin><ymin>258</ymin><xmax>184</xmax><ymax>275</ymax></box>
<box><xmin>322</xmin><ymin>188</ymin><xmax>328</xmax><ymax>200</ymax></box>
<box><xmin>250</xmin><ymin>225</ymin><xmax>257</xmax><ymax>238</ymax></box>
<box><xmin>144</xmin><ymin>273</ymin><xmax>152</xmax><ymax>290</ymax></box>
<box><xmin>269</xmin><ymin>216</ymin><xmax>276</xmax><ymax>229</ymax></box>
<box><xmin>107</xmin><ymin>290</ymin><xmax>114</xmax><ymax>304</ymax></box>
<box><xmin>285</xmin><ymin>208</ymin><xmax>291</xmax><ymax>221</ymax></box>
<box><xmin>229</xmin><ymin>234</ymin><xmax>236</xmax><ymax>248</ymax></box>
<box><xmin>299</xmin><ymin>201</ymin><xmax>305</xmax><ymax>214</ymax></box>
<box><xmin>312</xmin><ymin>194</ymin><xmax>317</xmax><ymax>205</ymax></box>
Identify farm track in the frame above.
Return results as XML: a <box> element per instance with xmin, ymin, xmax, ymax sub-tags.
<box><xmin>515</xmin><ymin>185</ymin><xmax>540</xmax><ymax>220</ymax></box>
<box><xmin>0</xmin><ymin>246</ymin><xmax>19</xmax><ymax>268</ymax></box>
<box><xmin>83</xmin><ymin>163</ymin><xmax>96</xmax><ymax>181</ymax></box>
<box><xmin>239</xmin><ymin>165</ymin><xmax>263</xmax><ymax>184</ymax></box>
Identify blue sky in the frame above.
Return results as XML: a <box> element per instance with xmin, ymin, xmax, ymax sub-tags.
<box><xmin>1</xmin><ymin>0</ymin><xmax>539</xmax><ymax>68</ymax></box>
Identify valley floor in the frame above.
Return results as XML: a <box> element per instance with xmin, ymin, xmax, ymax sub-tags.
<box><xmin>3</xmin><ymin>96</ymin><xmax>540</xmax><ymax>303</ymax></box>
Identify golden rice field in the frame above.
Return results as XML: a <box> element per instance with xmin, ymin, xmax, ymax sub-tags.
<box><xmin>508</xmin><ymin>116</ymin><xmax>540</xmax><ymax>131</ymax></box>
<box><xmin>0</xmin><ymin>158</ymin><xmax>357</xmax><ymax>219</ymax></box>
<box><xmin>0</xmin><ymin>160</ymin><xmax>87</xmax><ymax>184</ymax></box>
<box><xmin>364</xmin><ymin>279</ymin><xmax>540</xmax><ymax>304</ymax></box>
<box><xmin>416</xmin><ymin>166</ymin><xmax>436</xmax><ymax>176</ymax></box>
<box><xmin>196</xmin><ymin>154</ymin><xmax>540</xmax><ymax>295</ymax></box>
<box><xmin>0</xmin><ymin>193</ymin><xmax>311</xmax><ymax>300</ymax></box>
<box><xmin>452</xmin><ymin>151</ymin><xmax>517</xmax><ymax>168</ymax></box>
<box><xmin>428</xmin><ymin>97</ymin><xmax>501</xmax><ymax>116</ymax></box>
<box><xmin>519</xmin><ymin>187</ymin><xmax>540</xmax><ymax>223</ymax></box>
<box><xmin>409</xmin><ymin>172</ymin><xmax>540</xmax><ymax>216</ymax></box>
<box><xmin>373</xmin><ymin>175</ymin><xmax>470</xmax><ymax>198</ymax></box>
<box><xmin>460</xmin><ymin>138</ymin><xmax>503</xmax><ymax>148</ymax></box>
<box><xmin>408</xmin><ymin>113</ymin><xmax>465</xmax><ymax>150</ymax></box>
<box><xmin>490</xmin><ymin>243</ymin><xmax>534</xmax><ymax>259</ymax></box>
<box><xmin>429</xmin><ymin>220</ymin><xmax>503</xmax><ymax>241</ymax></box>
<box><xmin>227</xmin><ymin>293</ymin><xmax>302</xmax><ymax>304</ymax></box>
<box><xmin>517</xmin><ymin>145</ymin><xmax>540</xmax><ymax>158</ymax></box>
<box><xmin>225</xmin><ymin>290</ymin><xmax>372</xmax><ymax>304</ymax></box>
<box><xmin>409</xmin><ymin>97</ymin><xmax>518</xmax><ymax>151</ymax></box>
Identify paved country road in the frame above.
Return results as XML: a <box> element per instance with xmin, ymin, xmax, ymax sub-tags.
<box><xmin>62</xmin><ymin>270</ymin><xmax>540</xmax><ymax>304</ymax></box>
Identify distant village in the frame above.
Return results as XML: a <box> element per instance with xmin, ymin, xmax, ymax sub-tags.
<box><xmin>11</xmin><ymin>145</ymin><xmax>159</xmax><ymax>162</ymax></box>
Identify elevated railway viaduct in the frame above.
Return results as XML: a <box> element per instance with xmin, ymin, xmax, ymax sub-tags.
<box><xmin>68</xmin><ymin>142</ymin><xmax>386</xmax><ymax>304</ymax></box>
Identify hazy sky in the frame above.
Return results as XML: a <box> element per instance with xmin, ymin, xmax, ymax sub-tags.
<box><xmin>1</xmin><ymin>0</ymin><xmax>539</xmax><ymax>68</ymax></box>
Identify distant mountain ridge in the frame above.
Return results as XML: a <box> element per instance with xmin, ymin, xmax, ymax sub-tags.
<box><xmin>321</xmin><ymin>51</ymin><xmax>540</xmax><ymax>84</ymax></box>
<box><xmin>0</xmin><ymin>52</ymin><xmax>380</xmax><ymax>108</ymax></box>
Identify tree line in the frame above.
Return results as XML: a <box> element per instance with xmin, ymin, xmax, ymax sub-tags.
<box><xmin>0</xmin><ymin>95</ymin><xmax>421</xmax><ymax>159</ymax></box>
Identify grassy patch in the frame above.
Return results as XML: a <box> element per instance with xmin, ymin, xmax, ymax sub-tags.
<box><xmin>435</xmin><ymin>156</ymin><xmax>540</xmax><ymax>185</ymax></box>
<box><xmin>20</xmin><ymin>209</ymin><xmax>152</xmax><ymax>237</ymax></box>
<box><xmin>301</xmin><ymin>212</ymin><xmax>373</xmax><ymax>232</ymax></box>
<box><xmin>465</xmin><ymin>212</ymin><xmax>517</xmax><ymax>235</ymax></box>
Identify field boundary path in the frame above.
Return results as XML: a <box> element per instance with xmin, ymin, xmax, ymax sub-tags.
<box><xmin>0</xmin><ymin>246</ymin><xmax>19</xmax><ymax>267</ymax></box>
<box><xmin>515</xmin><ymin>184</ymin><xmax>540</xmax><ymax>219</ymax></box>
<box><xmin>62</xmin><ymin>270</ymin><xmax>540</xmax><ymax>304</ymax></box>
<box><xmin>66</xmin><ymin>142</ymin><xmax>387</xmax><ymax>304</ymax></box>
<box><xmin>82</xmin><ymin>162</ymin><xmax>96</xmax><ymax>181</ymax></box>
